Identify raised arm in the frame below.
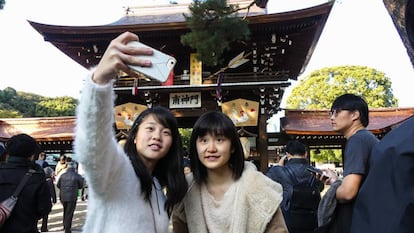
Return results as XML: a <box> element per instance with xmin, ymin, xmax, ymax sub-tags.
<box><xmin>74</xmin><ymin>32</ymin><xmax>153</xmax><ymax>195</ymax></box>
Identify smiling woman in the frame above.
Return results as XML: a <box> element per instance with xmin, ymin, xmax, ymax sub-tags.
<box><xmin>173</xmin><ymin>111</ymin><xmax>288</xmax><ymax>233</ymax></box>
<box><xmin>73</xmin><ymin>32</ymin><xmax>189</xmax><ymax>232</ymax></box>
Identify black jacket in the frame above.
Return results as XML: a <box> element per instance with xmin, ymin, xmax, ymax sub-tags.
<box><xmin>0</xmin><ymin>156</ymin><xmax>52</xmax><ymax>233</ymax></box>
<box><xmin>57</xmin><ymin>167</ymin><xmax>84</xmax><ymax>202</ymax></box>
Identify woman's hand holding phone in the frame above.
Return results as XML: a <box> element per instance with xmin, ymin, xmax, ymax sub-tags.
<box><xmin>126</xmin><ymin>41</ymin><xmax>176</xmax><ymax>82</ymax></box>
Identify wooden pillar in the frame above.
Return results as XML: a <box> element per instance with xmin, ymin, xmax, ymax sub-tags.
<box><xmin>258</xmin><ymin>113</ymin><xmax>268</xmax><ymax>173</ymax></box>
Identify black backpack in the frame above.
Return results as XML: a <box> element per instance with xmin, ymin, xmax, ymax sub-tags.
<box><xmin>283</xmin><ymin>166</ymin><xmax>321</xmax><ymax>232</ymax></box>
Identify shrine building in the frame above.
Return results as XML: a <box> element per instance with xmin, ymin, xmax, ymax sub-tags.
<box><xmin>2</xmin><ymin>1</ymin><xmax>413</xmax><ymax>171</ymax></box>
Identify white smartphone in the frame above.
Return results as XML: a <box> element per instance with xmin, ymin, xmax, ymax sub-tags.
<box><xmin>126</xmin><ymin>41</ymin><xmax>177</xmax><ymax>82</ymax></box>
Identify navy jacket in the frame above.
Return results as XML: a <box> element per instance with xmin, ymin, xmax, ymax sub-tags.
<box><xmin>266</xmin><ymin>158</ymin><xmax>325</xmax><ymax>208</ymax></box>
<box><xmin>266</xmin><ymin>158</ymin><xmax>324</xmax><ymax>233</ymax></box>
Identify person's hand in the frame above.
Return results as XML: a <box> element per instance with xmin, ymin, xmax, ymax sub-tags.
<box><xmin>317</xmin><ymin>168</ymin><xmax>338</xmax><ymax>185</ymax></box>
<box><xmin>278</xmin><ymin>155</ymin><xmax>287</xmax><ymax>166</ymax></box>
<box><xmin>92</xmin><ymin>31</ymin><xmax>153</xmax><ymax>85</ymax></box>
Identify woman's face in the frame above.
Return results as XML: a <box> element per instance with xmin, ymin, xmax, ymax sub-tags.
<box><xmin>196</xmin><ymin>133</ymin><xmax>232</xmax><ymax>172</ymax></box>
<box><xmin>134</xmin><ymin>114</ymin><xmax>173</xmax><ymax>172</ymax></box>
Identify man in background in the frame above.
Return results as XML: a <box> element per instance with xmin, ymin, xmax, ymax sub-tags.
<box><xmin>35</xmin><ymin>151</ymin><xmax>49</xmax><ymax>169</ymax></box>
<box><xmin>318</xmin><ymin>93</ymin><xmax>378</xmax><ymax>233</ymax></box>
<box><xmin>266</xmin><ymin>140</ymin><xmax>324</xmax><ymax>233</ymax></box>
<box><xmin>57</xmin><ymin>161</ymin><xmax>84</xmax><ymax>233</ymax></box>
<box><xmin>39</xmin><ymin>166</ymin><xmax>57</xmax><ymax>232</ymax></box>
<box><xmin>183</xmin><ymin>157</ymin><xmax>192</xmax><ymax>175</ymax></box>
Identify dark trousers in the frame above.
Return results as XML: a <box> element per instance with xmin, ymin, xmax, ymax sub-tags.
<box><xmin>81</xmin><ymin>187</ymin><xmax>87</xmax><ymax>200</ymax></box>
<box><xmin>62</xmin><ymin>201</ymin><xmax>77</xmax><ymax>233</ymax></box>
<box><xmin>40</xmin><ymin>213</ymin><xmax>50</xmax><ymax>231</ymax></box>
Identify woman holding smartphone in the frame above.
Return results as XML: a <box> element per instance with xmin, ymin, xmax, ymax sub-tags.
<box><xmin>74</xmin><ymin>32</ymin><xmax>187</xmax><ymax>233</ymax></box>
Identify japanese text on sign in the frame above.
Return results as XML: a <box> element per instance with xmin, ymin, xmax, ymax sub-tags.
<box><xmin>169</xmin><ymin>92</ymin><xmax>201</xmax><ymax>108</ymax></box>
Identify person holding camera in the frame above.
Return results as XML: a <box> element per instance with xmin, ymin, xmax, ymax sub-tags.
<box><xmin>266</xmin><ymin>140</ymin><xmax>324</xmax><ymax>233</ymax></box>
<box><xmin>73</xmin><ymin>32</ymin><xmax>188</xmax><ymax>233</ymax></box>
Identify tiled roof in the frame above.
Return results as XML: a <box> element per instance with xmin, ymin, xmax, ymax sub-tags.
<box><xmin>282</xmin><ymin>107</ymin><xmax>414</xmax><ymax>135</ymax></box>
<box><xmin>1</xmin><ymin>108</ymin><xmax>413</xmax><ymax>142</ymax></box>
<box><xmin>0</xmin><ymin>117</ymin><xmax>75</xmax><ymax>141</ymax></box>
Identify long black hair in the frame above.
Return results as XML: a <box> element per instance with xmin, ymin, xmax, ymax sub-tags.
<box><xmin>189</xmin><ymin>111</ymin><xmax>245</xmax><ymax>184</ymax></box>
<box><xmin>123</xmin><ymin>106</ymin><xmax>187</xmax><ymax>216</ymax></box>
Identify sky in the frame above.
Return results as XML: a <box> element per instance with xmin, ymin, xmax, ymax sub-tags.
<box><xmin>0</xmin><ymin>0</ymin><xmax>413</xmax><ymax>109</ymax></box>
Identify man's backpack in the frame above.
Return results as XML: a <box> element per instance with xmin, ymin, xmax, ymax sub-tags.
<box><xmin>283</xmin><ymin>166</ymin><xmax>321</xmax><ymax>232</ymax></box>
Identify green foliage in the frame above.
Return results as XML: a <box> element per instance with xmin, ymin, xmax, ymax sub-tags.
<box><xmin>0</xmin><ymin>87</ymin><xmax>78</xmax><ymax>117</ymax></box>
<box><xmin>0</xmin><ymin>87</ymin><xmax>42</xmax><ymax>117</ymax></box>
<box><xmin>287</xmin><ymin>66</ymin><xmax>398</xmax><ymax>109</ymax></box>
<box><xmin>0</xmin><ymin>0</ymin><xmax>5</xmax><ymax>10</ymax></box>
<box><xmin>310</xmin><ymin>149</ymin><xmax>342</xmax><ymax>164</ymax></box>
<box><xmin>286</xmin><ymin>66</ymin><xmax>398</xmax><ymax>163</ymax></box>
<box><xmin>179</xmin><ymin>128</ymin><xmax>193</xmax><ymax>150</ymax></box>
<box><xmin>0</xmin><ymin>109</ymin><xmax>21</xmax><ymax>118</ymax></box>
<box><xmin>36</xmin><ymin>97</ymin><xmax>78</xmax><ymax>117</ymax></box>
<box><xmin>181</xmin><ymin>0</ymin><xmax>250</xmax><ymax>66</ymax></box>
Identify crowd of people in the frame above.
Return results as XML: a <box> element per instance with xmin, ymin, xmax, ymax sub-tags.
<box><xmin>1</xmin><ymin>29</ymin><xmax>413</xmax><ymax>233</ymax></box>
<box><xmin>0</xmin><ymin>136</ymin><xmax>86</xmax><ymax>233</ymax></box>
